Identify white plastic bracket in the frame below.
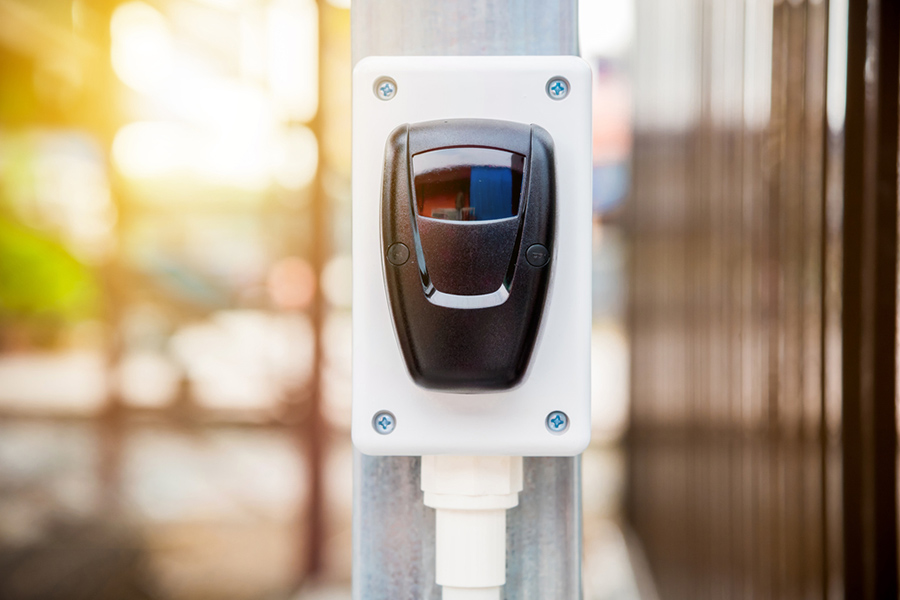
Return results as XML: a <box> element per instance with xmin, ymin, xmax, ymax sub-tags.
<box><xmin>351</xmin><ymin>56</ymin><xmax>592</xmax><ymax>457</ymax></box>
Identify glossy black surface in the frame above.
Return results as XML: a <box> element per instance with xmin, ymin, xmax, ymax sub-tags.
<box><xmin>416</xmin><ymin>216</ymin><xmax>518</xmax><ymax>296</ymax></box>
<box><xmin>381</xmin><ymin>119</ymin><xmax>555</xmax><ymax>391</ymax></box>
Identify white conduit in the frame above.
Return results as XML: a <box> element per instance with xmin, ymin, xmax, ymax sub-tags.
<box><xmin>421</xmin><ymin>456</ymin><xmax>524</xmax><ymax>600</ymax></box>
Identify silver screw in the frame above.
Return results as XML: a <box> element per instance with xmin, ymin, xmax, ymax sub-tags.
<box><xmin>546</xmin><ymin>77</ymin><xmax>570</xmax><ymax>100</ymax></box>
<box><xmin>373</xmin><ymin>410</ymin><xmax>396</xmax><ymax>434</ymax></box>
<box><xmin>374</xmin><ymin>77</ymin><xmax>397</xmax><ymax>101</ymax></box>
<box><xmin>546</xmin><ymin>411</ymin><xmax>569</xmax><ymax>434</ymax></box>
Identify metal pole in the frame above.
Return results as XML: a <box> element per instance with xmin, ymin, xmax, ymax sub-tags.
<box><xmin>351</xmin><ymin>3</ymin><xmax>583</xmax><ymax>599</ymax></box>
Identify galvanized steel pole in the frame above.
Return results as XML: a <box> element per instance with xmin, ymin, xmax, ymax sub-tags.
<box><xmin>351</xmin><ymin>3</ymin><xmax>583</xmax><ymax>599</ymax></box>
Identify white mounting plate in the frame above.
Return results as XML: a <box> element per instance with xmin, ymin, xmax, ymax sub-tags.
<box><xmin>351</xmin><ymin>56</ymin><xmax>592</xmax><ymax>457</ymax></box>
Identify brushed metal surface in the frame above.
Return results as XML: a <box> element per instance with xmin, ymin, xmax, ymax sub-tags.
<box><xmin>351</xmin><ymin>2</ymin><xmax>582</xmax><ymax>598</ymax></box>
<box><xmin>352</xmin><ymin>454</ymin><xmax>582</xmax><ymax>600</ymax></box>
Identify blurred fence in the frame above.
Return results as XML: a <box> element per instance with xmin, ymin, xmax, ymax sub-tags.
<box><xmin>626</xmin><ymin>0</ymin><xmax>899</xmax><ymax>598</ymax></box>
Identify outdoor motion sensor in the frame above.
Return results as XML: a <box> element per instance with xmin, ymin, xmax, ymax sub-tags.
<box><xmin>381</xmin><ymin>119</ymin><xmax>555</xmax><ymax>391</ymax></box>
<box><xmin>352</xmin><ymin>56</ymin><xmax>592</xmax><ymax>457</ymax></box>
<box><xmin>353</xmin><ymin>56</ymin><xmax>592</xmax><ymax>600</ymax></box>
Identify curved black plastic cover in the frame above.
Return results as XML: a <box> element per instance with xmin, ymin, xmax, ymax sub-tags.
<box><xmin>381</xmin><ymin>119</ymin><xmax>555</xmax><ymax>392</ymax></box>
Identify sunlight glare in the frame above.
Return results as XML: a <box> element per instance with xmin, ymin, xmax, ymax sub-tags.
<box><xmin>112</xmin><ymin>121</ymin><xmax>194</xmax><ymax>179</ymax></box>
<box><xmin>111</xmin><ymin>2</ymin><xmax>175</xmax><ymax>93</ymax></box>
<box><xmin>579</xmin><ymin>0</ymin><xmax>635</xmax><ymax>59</ymax></box>
<box><xmin>271</xmin><ymin>126</ymin><xmax>318</xmax><ymax>190</ymax></box>
<box><xmin>267</xmin><ymin>0</ymin><xmax>318</xmax><ymax>123</ymax></box>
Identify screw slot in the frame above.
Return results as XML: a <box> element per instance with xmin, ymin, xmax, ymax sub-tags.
<box><xmin>546</xmin><ymin>411</ymin><xmax>569</xmax><ymax>434</ymax></box>
<box><xmin>546</xmin><ymin>77</ymin><xmax>570</xmax><ymax>100</ymax></box>
<box><xmin>373</xmin><ymin>410</ymin><xmax>396</xmax><ymax>434</ymax></box>
<box><xmin>374</xmin><ymin>77</ymin><xmax>397</xmax><ymax>101</ymax></box>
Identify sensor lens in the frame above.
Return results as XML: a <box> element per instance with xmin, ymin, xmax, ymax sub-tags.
<box><xmin>412</xmin><ymin>148</ymin><xmax>524</xmax><ymax>222</ymax></box>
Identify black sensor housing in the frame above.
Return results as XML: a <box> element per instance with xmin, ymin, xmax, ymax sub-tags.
<box><xmin>381</xmin><ymin>118</ymin><xmax>556</xmax><ymax>391</ymax></box>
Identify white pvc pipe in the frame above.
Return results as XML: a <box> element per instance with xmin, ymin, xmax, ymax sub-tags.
<box><xmin>435</xmin><ymin>509</ymin><xmax>507</xmax><ymax>586</ymax></box>
<box><xmin>442</xmin><ymin>586</ymin><xmax>502</xmax><ymax>600</ymax></box>
<box><xmin>421</xmin><ymin>456</ymin><xmax>524</xmax><ymax>600</ymax></box>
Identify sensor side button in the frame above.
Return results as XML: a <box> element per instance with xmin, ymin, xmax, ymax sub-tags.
<box><xmin>387</xmin><ymin>242</ymin><xmax>410</xmax><ymax>265</ymax></box>
<box><xmin>526</xmin><ymin>243</ymin><xmax>550</xmax><ymax>267</ymax></box>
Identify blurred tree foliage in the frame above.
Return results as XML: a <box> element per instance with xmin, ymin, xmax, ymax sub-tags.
<box><xmin>0</xmin><ymin>215</ymin><xmax>98</xmax><ymax>342</ymax></box>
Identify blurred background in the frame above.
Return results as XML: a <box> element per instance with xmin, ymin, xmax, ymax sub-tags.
<box><xmin>0</xmin><ymin>1</ymin><xmax>634</xmax><ymax>599</ymax></box>
<box><xmin>4</xmin><ymin>0</ymin><xmax>892</xmax><ymax>598</ymax></box>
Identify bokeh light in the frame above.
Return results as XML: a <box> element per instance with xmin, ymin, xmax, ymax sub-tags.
<box><xmin>267</xmin><ymin>256</ymin><xmax>316</xmax><ymax>310</ymax></box>
<box><xmin>111</xmin><ymin>2</ymin><xmax>175</xmax><ymax>93</ymax></box>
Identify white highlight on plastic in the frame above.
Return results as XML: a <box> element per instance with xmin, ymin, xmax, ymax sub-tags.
<box><xmin>427</xmin><ymin>286</ymin><xmax>509</xmax><ymax>309</ymax></box>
